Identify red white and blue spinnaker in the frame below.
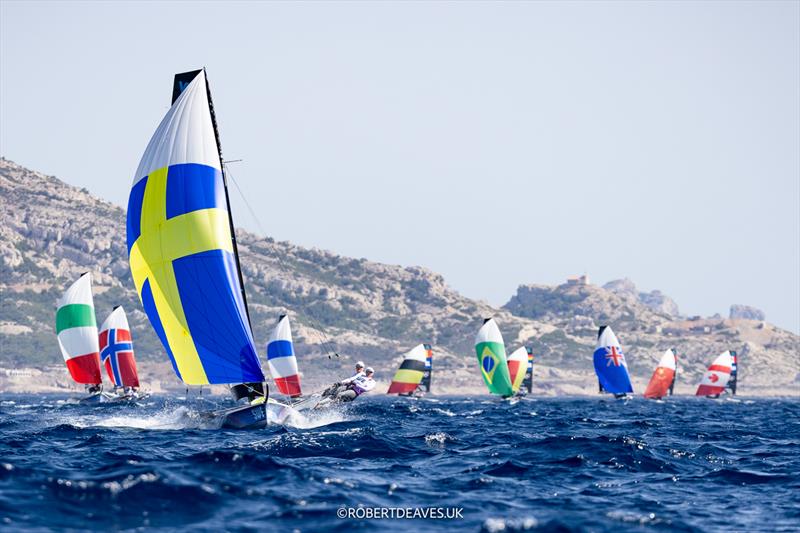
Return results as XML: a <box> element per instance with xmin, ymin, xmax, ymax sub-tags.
<box><xmin>593</xmin><ymin>326</ymin><xmax>634</xmax><ymax>396</ymax></box>
<box><xmin>99</xmin><ymin>306</ymin><xmax>140</xmax><ymax>389</ymax></box>
<box><xmin>267</xmin><ymin>315</ymin><xmax>302</xmax><ymax>398</ymax></box>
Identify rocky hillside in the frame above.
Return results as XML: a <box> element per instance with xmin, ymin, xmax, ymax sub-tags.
<box><xmin>1</xmin><ymin>158</ymin><xmax>798</xmax><ymax>395</ymax></box>
<box><xmin>503</xmin><ymin>279</ymin><xmax>798</xmax><ymax>391</ymax></box>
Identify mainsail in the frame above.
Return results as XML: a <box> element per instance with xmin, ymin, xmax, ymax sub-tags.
<box><xmin>56</xmin><ymin>273</ymin><xmax>102</xmax><ymax>385</ymax></box>
<box><xmin>387</xmin><ymin>344</ymin><xmax>432</xmax><ymax>395</ymax></box>
<box><xmin>475</xmin><ymin>318</ymin><xmax>513</xmax><ymax>397</ymax></box>
<box><xmin>507</xmin><ymin>346</ymin><xmax>529</xmax><ymax>394</ymax></box>
<box><xmin>420</xmin><ymin>344</ymin><xmax>433</xmax><ymax>393</ymax></box>
<box><xmin>593</xmin><ymin>325</ymin><xmax>634</xmax><ymax>395</ymax></box>
<box><xmin>696</xmin><ymin>351</ymin><xmax>733</xmax><ymax>397</ymax></box>
<box><xmin>126</xmin><ymin>69</ymin><xmax>264</xmax><ymax>386</ymax></box>
<box><xmin>98</xmin><ymin>306</ymin><xmax>140</xmax><ymax>389</ymax></box>
<box><xmin>520</xmin><ymin>348</ymin><xmax>534</xmax><ymax>394</ymax></box>
<box><xmin>643</xmin><ymin>349</ymin><xmax>677</xmax><ymax>399</ymax></box>
<box><xmin>266</xmin><ymin>315</ymin><xmax>301</xmax><ymax>398</ymax></box>
<box><xmin>728</xmin><ymin>350</ymin><xmax>738</xmax><ymax>395</ymax></box>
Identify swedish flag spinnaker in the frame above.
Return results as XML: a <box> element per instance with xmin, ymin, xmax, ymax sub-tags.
<box><xmin>127</xmin><ymin>69</ymin><xmax>264</xmax><ymax>388</ymax></box>
<box><xmin>475</xmin><ymin>318</ymin><xmax>513</xmax><ymax>397</ymax></box>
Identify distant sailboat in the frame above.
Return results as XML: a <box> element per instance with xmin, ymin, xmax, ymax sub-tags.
<box><xmin>696</xmin><ymin>351</ymin><xmax>733</xmax><ymax>398</ymax></box>
<box><xmin>126</xmin><ymin>68</ymin><xmax>292</xmax><ymax>428</ymax></box>
<box><xmin>593</xmin><ymin>325</ymin><xmax>634</xmax><ymax>399</ymax></box>
<box><xmin>98</xmin><ymin>306</ymin><xmax>143</xmax><ymax>401</ymax></box>
<box><xmin>507</xmin><ymin>346</ymin><xmax>531</xmax><ymax>396</ymax></box>
<box><xmin>475</xmin><ymin>318</ymin><xmax>513</xmax><ymax>398</ymax></box>
<box><xmin>387</xmin><ymin>344</ymin><xmax>433</xmax><ymax>396</ymax></box>
<box><xmin>266</xmin><ymin>315</ymin><xmax>302</xmax><ymax>399</ymax></box>
<box><xmin>643</xmin><ymin>349</ymin><xmax>677</xmax><ymax>400</ymax></box>
<box><xmin>56</xmin><ymin>273</ymin><xmax>104</xmax><ymax>402</ymax></box>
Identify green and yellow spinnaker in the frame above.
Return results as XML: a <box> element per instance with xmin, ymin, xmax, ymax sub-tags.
<box><xmin>474</xmin><ymin>318</ymin><xmax>513</xmax><ymax>397</ymax></box>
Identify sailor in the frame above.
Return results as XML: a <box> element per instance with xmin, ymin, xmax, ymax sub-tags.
<box><xmin>322</xmin><ymin>361</ymin><xmax>365</xmax><ymax>397</ymax></box>
<box><xmin>335</xmin><ymin>367</ymin><xmax>376</xmax><ymax>402</ymax></box>
<box><xmin>341</xmin><ymin>361</ymin><xmax>366</xmax><ymax>384</ymax></box>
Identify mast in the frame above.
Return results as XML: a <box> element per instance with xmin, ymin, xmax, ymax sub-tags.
<box><xmin>198</xmin><ymin>68</ymin><xmax>253</xmax><ymax>329</ymax></box>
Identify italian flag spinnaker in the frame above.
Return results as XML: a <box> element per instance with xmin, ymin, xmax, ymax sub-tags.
<box><xmin>56</xmin><ymin>273</ymin><xmax>102</xmax><ymax>385</ymax></box>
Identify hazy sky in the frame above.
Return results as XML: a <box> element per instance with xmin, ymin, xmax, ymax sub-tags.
<box><xmin>2</xmin><ymin>1</ymin><xmax>798</xmax><ymax>332</ymax></box>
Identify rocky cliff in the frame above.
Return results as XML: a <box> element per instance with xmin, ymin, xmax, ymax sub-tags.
<box><xmin>1</xmin><ymin>158</ymin><xmax>797</xmax><ymax>395</ymax></box>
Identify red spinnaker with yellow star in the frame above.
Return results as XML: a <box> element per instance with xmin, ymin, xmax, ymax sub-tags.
<box><xmin>643</xmin><ymin>349</ymin><xmax>677</xmax><ymax>399</ymax></box>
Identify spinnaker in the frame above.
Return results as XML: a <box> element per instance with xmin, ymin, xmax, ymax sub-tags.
<box><xmin>56</xmin><ymin>273</ymin><xmax>102</xmax><ymax>387</ymax></box>
<box><xmin>696</xmin><ymin>351</ymin><xmax>733</xmax><ymax>397</ymax></box>
<box><xmin>593</xmin><ymin>325</ymin><xmax>634</xmax><ymax>397</ymax></box>
<box><xmin>475</xmin><ymin>318</ymin><xmax>513</xmax><ymax>397</ymax></box>
<box><xmin>387</xmin><ymin>344</ymin><xmax>433</xmax><ymax>396</ymax></box>
<box><xmin>643</xmin><ymin>348</ymin><xmax>677</xmax><ymax>399</ymax></box>
<box><xmin>507</xmin><ymin>346</ymin><xmax>529</xmax><ymax>394</ymax></box>
<box><xmin>99</xmin><ymin>306</ymin><xmax>140</xmax><ymax>390</ymax></box>
<box><xmin>127</xmin><ymin>68</ymin><xmax>290</xmax><ymax>427</ymax></box>
<box><xmin>266</xmin><ymin>315</ymin><xmax>302</xmax><ymax>398</ymax></box>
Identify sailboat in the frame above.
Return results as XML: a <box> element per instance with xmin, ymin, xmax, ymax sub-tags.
<box><xmin>508</xmin><ymin>346</ymin><xmax>528</xmax><ymax>396</ymax></box>
<box><xmin>98</xmin><ymin>306</ymin><xmax>144</xmax><ymax>401</ymax></box>
<box><xmin>126</xmin><ymin>68</ymin><xmax>292</xmax><ymax>428</ymax></box>
<box><xmin>593</xmin><ymin>325</ymin><xmax>634</xmax><ymax>399</ymax></box>
<box><xmin>56</xmin><ymin>273</ymin><xmax>104</xmax><ymax>402</ymax></box>
<box><xmin>696</xmin><ymin>351</ymin><xmax>733</xmax><ymax>398</ymax></box>
<box><xmin>387</xmin><ymin>344</ymin><xmax>433</xmax><ymax>397</ymax></box>
<box><xmin>475</xmin><ymin>318</ymin><xmax>514</xmax><ymax>398</ymax></box>
<box><xmin>266</xmin><ymin>314</ymin><xmax>302</xmax><ymax>400</ymax></box>
<box><xmin>643</xmin><ymin>348</ymin><xmax>677</xmax><ymax>400</ymax></box>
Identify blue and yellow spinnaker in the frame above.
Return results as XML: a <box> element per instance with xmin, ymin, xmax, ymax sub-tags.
<box><xmin>126</xmin><ymin>70</ymin><xmax>264</xmax><ymax>386</ymax></box>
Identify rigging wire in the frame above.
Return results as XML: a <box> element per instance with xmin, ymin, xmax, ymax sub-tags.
<box><xmin>224</xmin><ymin>163</ymin><xmax>340</xmax><ymax>360</ymax></box>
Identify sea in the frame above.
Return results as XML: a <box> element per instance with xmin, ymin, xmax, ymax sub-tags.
<box><xmin>0</xmin><ymin>394</ymin><xmax>798</xmax><ymax>532</ymax></box>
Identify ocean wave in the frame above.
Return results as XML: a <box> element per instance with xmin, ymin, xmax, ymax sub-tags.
<box><xmin>0</xmin><ymin>395</ymin><xmax>797</xmax><ymax>532</ymax></box>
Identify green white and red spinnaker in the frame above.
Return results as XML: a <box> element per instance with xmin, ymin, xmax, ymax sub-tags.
<box><xmin>56</xmin><ymin>273</ymin><xmax>102</xmax><ymax>385</ymax></box>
